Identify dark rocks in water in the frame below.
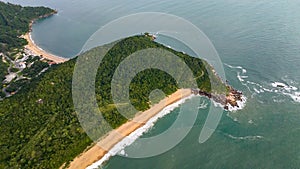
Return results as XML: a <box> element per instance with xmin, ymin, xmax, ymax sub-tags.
<box><xmin>276</xmin><ymin>84</ymin><xmax>285</xmax><ymax>88</ymax></box>
<box><xmin>191</xmin><ymin>87</ymin><xmax>243</xmax><ymax>110</ymax></box>
<box><xmin>225</xmin><ymin>88</ymin><xmax>243</xmax><ymax>108</ymax></box>
<box><xmin>226</xmin><ymin>99</ymin><xmax>238</xmax><ymax>107</ymax></box>
<box><xmin>212</xmin><ymin>94</ymin><xmax>226</xmax><ymax>105</ymax></box>
<box><xmin>199</xmin><ymin>90</ymin><xmax>212</xmax><ymax>98</ymax></box>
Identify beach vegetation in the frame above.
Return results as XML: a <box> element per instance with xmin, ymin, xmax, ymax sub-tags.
<box><xmin>0</xmin><ymin>35</ymin><xmax>227</xmax><ymax>168</ymax></box>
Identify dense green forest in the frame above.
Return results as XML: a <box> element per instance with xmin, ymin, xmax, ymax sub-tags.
<box><xmin>0</xmin><ymin>2</ymin><xmax>228</xmax><ymax>169</ymax></box>
<box><xmin>0</xmin><ymin>35</ymin><xmax>226</xmax><ymax>168</ymax></box>
<box><xmin>0</xmin><ymin>1</ymin><xmax>55</xmax><ymax>53</ymax></box>
<box><xmin>0</xmin><ymin>2</ymin><xmax>55</xmax><ymax>100</ymax></box>
<box><xmin>93</xmin><ymin>36</ymin><xmax>225</xmax><ymax>127</ymax></box>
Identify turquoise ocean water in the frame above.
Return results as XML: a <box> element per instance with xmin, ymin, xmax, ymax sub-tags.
<box><xmin>4</xmin><ymin>0</ymin><xmax>300</xmax><ymax>168</ymax></box>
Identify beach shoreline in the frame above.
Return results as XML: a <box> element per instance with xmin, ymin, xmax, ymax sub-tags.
<box><xmin>23</xmin><ymin>11</ymin><xmax>69</xmax><ymax>64</ymax></box>
<box><xmin>66</xmin><ymin>89</ymin><xmax>192</xmax><ymax>169</ymax></box>
<box><xmin>23</xmin><ymin>32</ymin><xmax>69</xmax><ymax>64</ymax></box>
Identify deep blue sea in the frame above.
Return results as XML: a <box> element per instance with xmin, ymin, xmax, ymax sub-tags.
<box><xmin>4</xmin><ymin>0</ymin><xmax>300</xmax><ymax>168</ymax></box>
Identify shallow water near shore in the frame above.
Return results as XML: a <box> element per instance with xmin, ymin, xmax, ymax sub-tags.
<box><xmin>4</xmin><ymin>0</ymin><xmax>300</xmax><ymax>168</ymax></box>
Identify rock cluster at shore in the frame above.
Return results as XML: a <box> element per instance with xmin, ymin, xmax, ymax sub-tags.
<box><xmin>224</xmin><ymin>87</ymin><xmax>243</xmax><ymax>109</ymax></box>
<box><xmin>192</xmin><ymin>87</ymin><xmax>243</xmax><ymax>110</ymax></box>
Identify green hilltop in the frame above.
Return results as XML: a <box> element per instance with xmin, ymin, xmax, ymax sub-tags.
<box><xmin>0</xmin><ymin>2</ymin><xmax>228</xmax><ymax>168</ymax></box>
<box><xmin>0</xmin><ymin>35</ymin><xmax>227</xmax><ymax>168</ymax></box>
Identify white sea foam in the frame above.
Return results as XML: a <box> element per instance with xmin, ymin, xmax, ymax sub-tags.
<box><xmin>224</xmin><ymin>63</ymin><xmax>243</xmax><ymax>70</ymax></box>
<box><xmin>212</xmin><ymin>99</ymin><xmax>225</xmax><ymax>109</ymax></box>
<box><xmin>283</xmin><ymin>92</ymin><xmax>300</xmax><ymax>103</ymax></box>
<box><xmin>253</xmin><ymin>88</ymin><xmax>261</xmax><ymax>94</ymax></box>
<box><xmin>271</xmin><ymin>82</ymin><xmax>287</xmax><ymax>88</ymax></box>
<box><xmin>270</xmin><ymin>82</ymin><xmax>300</xmax><ymax>103</ymax></box>
<box><xmin>226</xmin><ymin>95</ymin><xmax>247</xmax><ymax>112</ymax></box>
<box><xmin>198</xmin><ymin>100</ymin><xmax>208</xmax><ymax>109</ymax></box>
<box><xmin>262</xmin><ymin>87</ymin><xmax>273</xmax><ymax>93</ymax></box>
<box><xmin>211</xmin><ymin>94</ymin><xmax>246</xmax><ymax>112</ymax></box>
<box><xmin>87</xmin><ymin>95</ymin><xmax>197</xmax><ymax>169</ymax></box>
<box><xmin>225</xmin><ymin>64</ymin><xmax>296</xmax><ymax>101</ymax></box>
<box><xmin>243</xmin><ymin>78</ymin><xmax>300</xmax><ymax>104</ymax></box>
<box><xmin>224</xmin><ymin>63</ymin><xmax>247</xmax><ymax>74</ymax></box>
<box><xmin>225</xmin><ymin>64</ymin><xmax>250</xmax><ymax>91</ymax></box>
<box><xmin>248</xmin><ymin>119</ymin><xmax>254</xmax><ymax>124</ymax></box>
<box><xmin>291</xmin><ymin>86</ymin><xmax>298</xmax><ymax>91</ymax></box>
<box><xmin>224</xmin><ymin>63</ymin><xmax>300</xmax><ymax>104</ymax></box>
<box><xmin>271</xmin><ymin>82</ymin><xmax>298</xmax><ymax>91</ymax></box>
<box><xmin>224</xmin><ymin>133</ymin><xmax>263</xmax><ymax>140</ymax></box>
<box><xmin>237</xmin><ymin>72</ymin><xmax>244</xmax><ymax>82</ymax></box>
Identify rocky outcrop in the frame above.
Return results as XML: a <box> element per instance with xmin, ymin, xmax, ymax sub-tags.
<box><xmin>192</xmin><ymin>87</ymin><xmax>244</xmax><ymax>110</ymax></box>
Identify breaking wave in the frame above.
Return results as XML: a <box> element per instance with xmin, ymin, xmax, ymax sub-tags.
<box><xmin>226</xmin><ymin>95</ymin><xmax>247</xmax><ymax>112</ymax></box>
<box><xmin>224</xmin><ymin>63</ymin><xmax>300</xmax><ymax>104</ymax></box>
<box><xmin>222</xmin><ymin>132</ymin><xmax>263</xmax><ymax>141</ymax></box>
<box><xmin>87</xmin><ymin>95</ymin><xmax>205</xmax><ymax>169</ymax></box>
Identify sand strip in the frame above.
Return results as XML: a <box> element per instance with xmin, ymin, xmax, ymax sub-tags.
<box><xmin>66</xmin><ymin>89</ymin><xmax>192</xmax><ymax>169</ymax></box>
<box><xmin>23</xmin><ymin>33</ymin><xmax>69</xmax><ymax>64</ymax></box>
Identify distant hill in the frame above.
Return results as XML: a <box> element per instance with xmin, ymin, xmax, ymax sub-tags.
<box><xmin>0</xmin><ymin>1</ymin><xmax>55</xmax><ymax>53</ymax></box>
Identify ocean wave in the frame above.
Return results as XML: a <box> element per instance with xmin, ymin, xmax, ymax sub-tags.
<box><xmin>237</xmin><ymin>72</ymin><xmax>245</xmax><ymax>82</ymax></box>
<box><xmin>224</xmin><ymin>63</ymin><xmax>252</xmax><ymax>94</ymax></box>
<box><xmin>224</xmin><ymin>63</ymin><xmax>247</xmax><ymax>73</ymax></box>
<box><xmin>212</xmin><ymin>99</ymin><xmax>225</xmax><ymax>109</ymax></box>
<box><xmin>253</xmin><ymin>87</ymin><xmax>264</xmax><ymax>94</ymax></box>
<box><xmin>198</xmin><ymin>100</ymin><xmax>208</xmax><ymax>109</ymax></box>
<box><xmin>271</xmin><ymin>82</ymin><xmax>298</xmax><ymax>91</ymax></box>
<box><xmin>248</xmin><ymin>119</ymin><xmax>255</xmax><ymax>124</ymax></box>
<box><xmin>225</xmin><ymin>63</ymin><xmax>300</xmax><ymax>104</ymax></box>
<box><xmin>283</xmin><ymin>92</ymin><xmax>300</xmax><ymax>103</ymax></box>
<box><xmin>270</xmin><ymin>82</ymin><xmax>300</xmax><ymax>103</ymax></box>
<box><xmin>223</xmin><ymin>133</ymin><xmax>263</xmax><ymax>141</ymax></box>
<box><xmin>225</xmin><ymin>63</ymin><xmax>248</xmax><ymax>83</ymax></box>
<box><xmin>87</xmin><ymin>95</ymin><xmax>197</xmax><ymax>169</ymax></box>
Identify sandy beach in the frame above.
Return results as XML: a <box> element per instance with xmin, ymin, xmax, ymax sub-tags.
<box><xmin>66</xmin><ymin>89</ymin><xmax>192</xmax><ymax>169</ymax></box>
<box><xmin>23</xmin><ymin>33</ymin><xmax>69</xmax><ymax>64</ymax></box>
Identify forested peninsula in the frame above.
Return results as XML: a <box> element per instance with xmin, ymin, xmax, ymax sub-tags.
<box><xmin>0</xmin><ymin>2</ymin><xmax>242</xmax><ymax>169</ymax></box>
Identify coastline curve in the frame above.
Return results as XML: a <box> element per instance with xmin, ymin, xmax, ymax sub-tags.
<box><xmin>72</xmin><ymin>12</ymin><xmax>227</xmax><ymax>168</ymax></box>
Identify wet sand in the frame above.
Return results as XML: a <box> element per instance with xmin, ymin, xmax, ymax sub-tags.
<box><xmin>23</xmin><ymin>33</ymin><xmax>69</xmax><ymax>63</ymax></box>
<box><xmin>66</xmin><ymin>89</ymin><xmax>192</xmax><ymax>169</ymax></box>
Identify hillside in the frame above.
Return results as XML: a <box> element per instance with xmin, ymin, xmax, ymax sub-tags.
<box><xmin>0</xmin><ymin>2</ymin><xmax>56</xmax><ymax>100</ymax></box>
<box><xmin>0</xmin><ymin>1</ymin><xmax>55</xmax><ymax>53</ymax></box>
<box><xmin>0</xmin><ymin>35</ymin><xmax>227</xmax><ymax>168</ymax></box>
